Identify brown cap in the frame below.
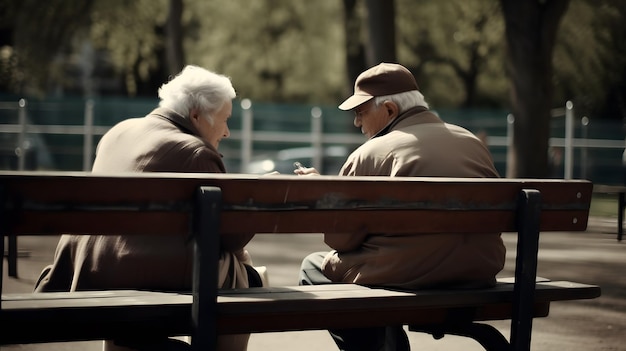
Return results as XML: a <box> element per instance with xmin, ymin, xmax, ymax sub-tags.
<box><xmin>338</xmin><ymin>62</ymin><xmax>419</xmax><ymax>111</ymax></box>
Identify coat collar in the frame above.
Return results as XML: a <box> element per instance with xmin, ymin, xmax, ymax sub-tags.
<box><xmin>372</xmin><ymin>106</ymin><xmax>441</xmax><ymax>139</ymax></box>
<box><xmin>148</xmin><ymin>107</ymin><xmax>222</xmax><ymax>156</ymax></box>
<box><xmin>148</xmin><ymin>107</ymin><xmax>199</xmax><ymax>135</ymax></box>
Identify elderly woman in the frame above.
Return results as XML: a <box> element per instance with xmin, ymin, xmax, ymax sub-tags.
<box><xmin>35</xmin><ymin>65</ymin><xmax>261</xmax><ymax>351</ymax></box>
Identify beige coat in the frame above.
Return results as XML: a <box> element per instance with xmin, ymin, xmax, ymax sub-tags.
<box><xmin>35</xmin><ymin>107</ymin><xmax>252</xmax><ymax>293</ymax></box>
<box><xmin>322</xmin><ymin>107</ymin><xmax>506</xmax><ymax>289</ymax></box>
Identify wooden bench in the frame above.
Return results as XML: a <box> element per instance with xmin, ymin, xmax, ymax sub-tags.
<box><xmin>592</xmin><ymin>184</ymin><xmax>626</xmax><ymax>241</ymax></box>
<box><xmin>0</xmin><ymin>171</ymin><xmax>601</xmax><ymax>351</ymax></box>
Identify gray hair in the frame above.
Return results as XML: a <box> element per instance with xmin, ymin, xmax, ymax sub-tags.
<box><xmin>158</xmin><ymin>65</ymin><xmax>236</xmax><ymax>122</ymax></box>
<box><xmin>373</xmin><ymin>90</ymin><xmax>429</xmax><ymax>113</ymax></box>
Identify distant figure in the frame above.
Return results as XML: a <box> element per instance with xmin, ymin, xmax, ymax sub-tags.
<box><xmin>549</xmin><ymin>146</ymin><xmax>564</xmax><ymax>178</ymax></box>
<box><xmin>34</xmin><ymin>65</ymin><xmax>263</xmax><ymax>351</ymax></box>
<box><xmin>296</xmin><ymin>62</ymin><xmax>505</xmax><ymax>351</ymax></box>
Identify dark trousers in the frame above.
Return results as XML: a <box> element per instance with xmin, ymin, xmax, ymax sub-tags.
<box><xmin>299</xmin><ymin>252</ymin><xmax>410</xmax><ymax>351</ymax></box>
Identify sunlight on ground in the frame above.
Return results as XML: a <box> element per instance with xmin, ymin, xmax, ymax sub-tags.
<box><xmin>590</xmin><ymin>195</ymin><xmax>618</xmax><ymax>218</ymax></box>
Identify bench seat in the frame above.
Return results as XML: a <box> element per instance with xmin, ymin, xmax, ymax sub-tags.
<box><xmin>0</xmin><ymin>279</ymin><xmax>600</xmax><ymax>344</ymax></box>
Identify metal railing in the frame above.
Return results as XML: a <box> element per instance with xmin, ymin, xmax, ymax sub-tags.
<box><xmin>505</xmin><ymin>101</ymin><xmax>625</xmax><ymax>179</ymax></box>
<box><xmin>1</xmin><ymin>98</ymin><xmax>624</xmax><ymax>183</ymax></box>
<box><xmin>0</xmin><ymin>98</ymin><xmax>365</xmax><ymax>173</ymax></box>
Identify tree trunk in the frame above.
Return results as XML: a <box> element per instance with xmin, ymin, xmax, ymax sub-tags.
<box><xmin>364</xmin><ymin>0</ymin><xmax>396</xmax><ymax>66</ymax></box>
<box><xmin>500</xmin><ymin>0</ymin><xmax>569</xmax><ymax>178</ymax></box>
<box><xmin>342</xmin><ymin>0</ymin><xmax>367</xmax><ymax>88</ymax></box>
<box><xmin>166</xmin><ymin>0</ymin><xmax>185</xmax><ymax>75</ymax></box>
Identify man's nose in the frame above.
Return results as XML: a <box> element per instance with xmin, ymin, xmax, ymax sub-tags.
<box><xmin>353</xmin><ymin>116</ymin><xmax>361</xmax><ymax>128</ymax></box>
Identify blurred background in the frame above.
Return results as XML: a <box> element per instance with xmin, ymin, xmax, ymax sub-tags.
<box><xmin>0</xmin><ymin>0</ymin><xmax>624</xmax><ymax>184</ymax></box>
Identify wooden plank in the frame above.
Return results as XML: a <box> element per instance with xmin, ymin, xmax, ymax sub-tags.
<box><xmin>0</xmin><ymin>281</ymin><xmax>600</xmax><ymax>341</ymax></box>
<box><xmin>0</xmin><ymin>171</ymin><xmax>592</xmax><ymax>208</ymax></box>
<box><xmin>217</xmin><ymin>302</ymin><xmax>553</xmax><ymax>334</ymax></box>
<box><xmin>4</xmin><ymin>208</ymin><xmax>590</xmax><ymax>236</ymax></box>
<box><xmin>2</xmin><ymin>282</ymin><xmax>600</xmax><ymax>317</ymax></box>
<box><xmin>593</xmin><ymin>184</ymin><xmax>626</xmax><ymax>194</ymax></box>
<box><xmin>0</xmin><ymin>172</ymin><xmax>593</xmax><ymax>236</ymax></box>
<box><xmin>215</xmin><ymin>281</ymin><xmax>600</xmax><ymax>315</ymax></box>
<box><xmin>0</xmin><ymin>172</ymin><xmax>593</xmax><ymax>208</ymax></box>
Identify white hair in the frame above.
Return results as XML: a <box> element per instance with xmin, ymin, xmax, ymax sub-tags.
<box><xmin>158</xmin><ymin>65</ymin><xmax>236</xmax><ymax>122</ymax></box>
<box><xmin>374</xmin><ymin>90</ymin><xmax>429</xmax><ymax>113</ymax></box>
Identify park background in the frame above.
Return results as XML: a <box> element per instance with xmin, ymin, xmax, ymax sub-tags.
<box><xmin>1</xmin><ymin>2</ymin><xmax>626</xmax><ymax>350</ymax></box>
<box><xmin>0</xmin><ymin>0</ymin><xmax>625</xmax><ymax>185</ymax></box>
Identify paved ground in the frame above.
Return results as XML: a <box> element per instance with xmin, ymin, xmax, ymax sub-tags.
<box><xmin>2</xmin><ymin>216</ymin><xmax>625</xmax><ymax>350</ymax></box>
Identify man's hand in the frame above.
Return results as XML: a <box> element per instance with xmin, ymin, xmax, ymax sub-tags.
<box><xmin>294</xmin><ymin>167</ymin><xmax>320</xmax><ymax>176</ymax></box>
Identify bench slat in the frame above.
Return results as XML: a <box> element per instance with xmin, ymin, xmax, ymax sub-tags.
<box><xmin>0</xmin><ymin>280</ymin><xmax>599</xmax><ymax>344</ymax></box>
<box><xmin>7</xmin><ymin>209</ymin><xmax>591</xmax><ymax>236</ymax></box>
<box><xmin>1</xmin><ymin>172</ymin><xmax>592</xmax><ymax>235</ymax></box>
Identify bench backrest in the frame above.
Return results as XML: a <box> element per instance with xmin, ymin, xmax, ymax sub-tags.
<box><xmin>0</xmin><ymin>171</ymin><xmax>593</xmax><ymax>350</ymax></box>
<box><xmin>0</xmin><ymin>171</ymin><xmax>591</xmax><ymax>235</ymax></box>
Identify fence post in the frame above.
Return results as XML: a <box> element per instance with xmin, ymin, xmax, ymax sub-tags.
<box><xmin>240</xmin><ymin>99</ymin><xmax>253</xmax><ymax>173</ymax></box>
<box><xmin>506</xmin><ymin>113</ymin><xmax>515</xmax><ymax>178</ymax></box>
<box><xmin>581</xmin><ymin>116</ymin><xmax>589</xmax><ymax>179</ymax></box>
<box><xmin>15</xmin><ymin>98</ymin><xmax>29</xmax><ymax>171</ymax></box>
<box><xmin>564</xmin><ymin>101</ymin><xmax>574</xmax><ymax>179</ymax></box>
<box><xmin>83</xmin><ymin>99</ymin><xmax>94</xmax><ymax>171</ymax></box>
<box><xmin>311</xmin><ymin>107</ymin><xmax>323</xmax><ymax>171</ymax></box>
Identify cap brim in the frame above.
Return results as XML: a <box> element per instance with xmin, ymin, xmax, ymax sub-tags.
<box><xmin>338</xmin><ymin>94</ymin><xmax>374</xmax><ymax>111</ymax></box>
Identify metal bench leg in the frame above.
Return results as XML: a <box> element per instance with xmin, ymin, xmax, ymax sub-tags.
<box><xmin>510</xmin><ymin>189</ymin><xmax>541</xmax><ymax>351</ymax></box>
<box><xmin>7</xmin><ymin>234</ymin><xmax>17</xmax><ymax>277</ymax></box>
<box><xmin>1</xmin><ymin>185</ymin><xmax>5</xmax><ymax>296</ymax></box>
<box><xmin>454</xmin><ymin>323</ymin><xmax>510</xmax><ymax>351</ymax></box>
<box><xmin>411</xmin><ymin>323</ymin><xmax>510</xmax><ymax>351</ymax></box>
<box><xmin>191</xmin><ymin>186</ymin><xmax>222</xmax><ymax>351</ymax></box>
<box><xmin>618</xmin><ymin>192</ymin><xmax>624</xmax><ymax>242</ymax></box>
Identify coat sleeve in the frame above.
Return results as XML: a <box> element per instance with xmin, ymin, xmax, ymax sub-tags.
<box><xmin>33</xmin><ymin>235</ymin><xmax>79</xmax><ymax>292</ymax></box>
<box><xmin>324</xmin><ymin>231</ymin><xmax>369</xmax><ymax>252</ymax></box>
<box><xmin>186</xmin><ymin>147</ymin><xmax>227</xmax><ymax>173</ymax></box>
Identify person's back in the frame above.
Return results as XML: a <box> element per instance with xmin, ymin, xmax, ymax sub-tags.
<box><xmin>35</xmin><ymin>67</ymin><xmax>236</xmax><ymax>293</ymax></box>
<box><xmin>34</xmin><ymin>65</ymin><xmax>256</xmax><ymax>351</ymax></box>
<box><xmin>92</xmin><ymin>108</ymin><xmax>225</xmax><ymax>174</ymax></box>
<box><xmin>298</xmin><ymin>62</ymin><xmax>505</xmax><ymax>351</ymax></box>
<box><xmin>326</xmin><ymin>109</ymin><xmax>504</xmax><ymax>290</ymax></box>
<box><xmin>341</xmin><ymin>111</ymin><xmax>497</xmax><ymax>179</ymax></box>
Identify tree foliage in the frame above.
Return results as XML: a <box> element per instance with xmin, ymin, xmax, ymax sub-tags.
<box><xmin>554</xmin><ymin>0</ymin><xmax>626</xmax><ymax>119</ymax></box>
<box><xmin>185</xmin><ymin>1</ymin><xmax>345</xmax><ymax>104</ymax></box>
<box><xmin>396</xmin><ymin>0</ymin><xmax>507</xmax><ymax>108</ymax></box>
<box><xmin>0</xmin><ymin>0</ymin><xmax>623</xmax><ymax>122</ymax></box>
<box><xmin>89</xmin><ymin>0</ymin><xmax>169</xmax><ymax>96</ymax></box>
<box><xmin>0</xmin><ymin>0</ymin><xmax>93</xmax><ymax>95</ymax></box>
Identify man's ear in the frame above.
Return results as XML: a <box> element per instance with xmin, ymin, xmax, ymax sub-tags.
<box><xmin>383</xmin><ymin>101</ymin><xmax>399</xmax><ymax>120</ymax></box>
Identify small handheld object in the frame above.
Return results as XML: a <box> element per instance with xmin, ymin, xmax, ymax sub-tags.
<box><xmin>293</xmin><ymin>161</ymin><xmax>307</xmax><ymax>171</ymax></box>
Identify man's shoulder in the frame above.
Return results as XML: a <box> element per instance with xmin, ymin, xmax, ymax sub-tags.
<box><xmin>354</xmin><ymin>135</ymin><xmax>396</xmax><ymax>155</ymax></box>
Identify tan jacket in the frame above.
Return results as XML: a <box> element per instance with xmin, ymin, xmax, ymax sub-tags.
<box><xmin>35</xmin><ymin>108</ymin><xmax>251</xmax><ymax>293</ymax></box>
<box><xmin>322</xmin><ymin>107</ymin><xmax>506</xmax><ymax>289</ymax></box>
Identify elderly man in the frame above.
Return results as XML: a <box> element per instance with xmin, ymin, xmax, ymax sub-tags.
<box><xmin>35</xmin><ymin>65</ymin><xmax>261</xmax><ymax>351</ymax></box>
<box><xmin>297</xmin><ymin>63</ymin><xmax>506</xmax><ymax>351</ymax></box>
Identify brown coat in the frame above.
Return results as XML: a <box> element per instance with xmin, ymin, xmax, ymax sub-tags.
<box><xmin>322</xmin><ymin>108</ymin><xmax>506</xmax><ymax>289</ymax></box>
<box><xmin>35</xmin><ymin>108</ymin><xmax>251</xmax><ymax>293</ymax></box>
